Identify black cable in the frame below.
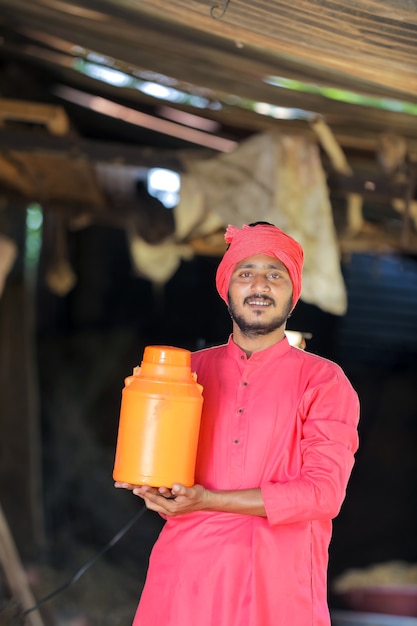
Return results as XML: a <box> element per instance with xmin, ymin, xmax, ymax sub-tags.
<box><xmin>20</xmin><ymin>504</ymin><xmax>147</xmax><ymax>617</ymax></box>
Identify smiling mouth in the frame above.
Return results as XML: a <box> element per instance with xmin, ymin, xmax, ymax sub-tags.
<box><xmin>245</xmin><ymin>296</ymin><xmax>274</xmax><ymax>307</ymax></box>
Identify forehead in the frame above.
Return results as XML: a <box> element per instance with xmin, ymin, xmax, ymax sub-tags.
<box><xmin>233</xmin><ymin>253</ymin><xmax>289</xmax><ymax>272</ymax></box>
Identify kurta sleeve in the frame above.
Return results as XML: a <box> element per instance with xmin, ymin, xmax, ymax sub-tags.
<box><xmin>261</xmin><ymin>372</ymin><xmax>360</xmax><ymax>526</ymax></box>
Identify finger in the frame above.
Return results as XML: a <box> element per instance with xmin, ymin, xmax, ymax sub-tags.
<box><xmin>133</xmin><ymin>485</ymin><xmax>159</xmax><ymax>497</ymax></box>
<box><xmin>139</xmin><ymin>493</ymin><xmax>178</xmax><ymax>515</ymax></box>
<box><xmin>158</xmin><ymin>486</ymin><xmax>176</xmax><ymax>498</ymax></box>
<box><xmin>171</xmin><ymin>483</ymin><xmax>189</xmax><ymax>497</ymax></box>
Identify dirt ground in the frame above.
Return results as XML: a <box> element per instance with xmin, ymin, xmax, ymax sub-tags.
<box><xmin>1</xmin><ymin>545</ymin><xmax>144</xmax><ymax>626</ymax></box>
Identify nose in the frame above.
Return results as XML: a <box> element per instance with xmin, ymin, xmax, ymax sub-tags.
<box><xmin>251</xmin><ymin>272</ymin><xmax>270</xmax><ymax>291</ymax></box>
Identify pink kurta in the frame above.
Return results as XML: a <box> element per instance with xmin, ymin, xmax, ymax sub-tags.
<box><xmin>133</xmin><ymin>336</ymin><xmax>360</xmax><ymax>626</ymax></box>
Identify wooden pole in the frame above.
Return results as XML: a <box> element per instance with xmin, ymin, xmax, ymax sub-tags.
<box><xmin>0</xmin><ymin>502</ymin><xmax>46</xmax><ymax>626</ymax></box>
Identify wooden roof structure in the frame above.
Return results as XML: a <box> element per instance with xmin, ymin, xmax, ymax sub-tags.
<box><xmin>0</xmin><ymin>0</ymin><xmax>417</xmax><ymax>251</ymax></box>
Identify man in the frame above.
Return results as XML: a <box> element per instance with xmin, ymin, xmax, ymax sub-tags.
<box><xmin>116</xmin><ymin>222</ymin><xmax>360</xmax><ymax>626</ymax></box>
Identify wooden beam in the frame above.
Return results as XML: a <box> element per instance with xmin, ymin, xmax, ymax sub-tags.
<box><xmin>0</xmin><ymin>99</ymin><xmax>69</xmax><ymax>135</ymax></box>
<box><xmin>327</xmin><ymin>172</ymin><xmax>409</xmax><ymax>203</ymax></box>
<box><xmin>0</xmin><ymin>503</ymin><xmax>46</xmax><ymax>626</ymax></box>
<box><xmin>0</xmin><ymin>128</ymin><xmax>194</xmax><ymax>169</ymax></box>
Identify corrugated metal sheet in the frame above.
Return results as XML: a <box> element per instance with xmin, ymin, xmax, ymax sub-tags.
<box><xmin>338</xmin><ymin>253</ymin><xmax>417</xmax><ymax>365</ymax></box>
<box><xmin>1</xmin><ymin>0</ymin><xmax>417</xmax><ymax>153</ymax></box>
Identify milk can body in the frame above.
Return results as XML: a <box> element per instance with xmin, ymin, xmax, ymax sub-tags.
<box><xmin>113</xmin><ymin>346</ymin><xmax>203</xmax><ymax>488</ymax></box>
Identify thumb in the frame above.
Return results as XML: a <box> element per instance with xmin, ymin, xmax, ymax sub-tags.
<box><xmin>171</xmin><ymin>483</ymin><xmax>187</xmax><ymax>496</ymax></box>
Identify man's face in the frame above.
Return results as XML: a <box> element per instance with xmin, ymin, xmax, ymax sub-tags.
<box><xmin>227</xmin><ymin>253</ymin><xmax>293</xmax><ymax>337</ymax></box>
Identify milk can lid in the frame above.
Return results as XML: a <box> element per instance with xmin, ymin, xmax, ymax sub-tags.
<box><xmin>143</xmin><ymin>345</ymin><xmax>191</xmax><ymax>368</ymax></box>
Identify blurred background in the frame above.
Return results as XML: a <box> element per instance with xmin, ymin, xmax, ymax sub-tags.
<box><xmin>0</xmin><ymin>2</ymin><xmax>417</xmax><ymax>625</ymax></box>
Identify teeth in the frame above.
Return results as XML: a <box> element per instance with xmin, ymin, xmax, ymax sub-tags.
<box><xmin>249</xmin><ymin>300</ymin><xmax>269</xmax><ymax>306</ymax></box>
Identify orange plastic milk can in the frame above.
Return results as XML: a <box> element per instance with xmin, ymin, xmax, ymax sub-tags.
<box><xmin>113</xmin><ymin>345</ymin><xmax>204</xmax><ymax>487</ymax></box>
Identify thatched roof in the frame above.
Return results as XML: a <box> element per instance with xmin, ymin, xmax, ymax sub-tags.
<box><xmin>0</xmin><ymin>0</ymin><xmax>417</xmax><ymax>252</ymax></box>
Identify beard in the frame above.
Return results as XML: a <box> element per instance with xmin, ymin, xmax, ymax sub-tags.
<box><xmin>228</xmin><ymin>293</ymin><xmax>292</xmax><ymax>338</ymax></box>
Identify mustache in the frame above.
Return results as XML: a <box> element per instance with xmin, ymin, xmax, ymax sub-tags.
<box><xmin>244</xmin><ymin>294</ymin><xmax>275</xmax><ymax>305</ymax></box>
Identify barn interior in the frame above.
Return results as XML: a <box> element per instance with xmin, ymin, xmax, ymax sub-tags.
<box><xmin>0</xmin><ymin>1</ymin><xmax>417</xmax><ymax>624</ymax></box>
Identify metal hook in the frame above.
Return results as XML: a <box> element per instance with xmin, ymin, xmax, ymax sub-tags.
<box><xmin>210</xmin><ymin>0</ymin><xmax>230</xmax><ymax>19</ymax></box>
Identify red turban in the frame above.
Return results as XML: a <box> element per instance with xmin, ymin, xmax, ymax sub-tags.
<box><xmin>215</xmin><ymin>223</ymin><xmax>304</xmax><ymax>310</ymax></box>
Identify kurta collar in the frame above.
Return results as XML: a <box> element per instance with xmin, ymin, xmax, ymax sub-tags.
<box><xmin>226</xmin><ymin>333</ymin><xmax>292</xmax><ymax>363</ymax></box>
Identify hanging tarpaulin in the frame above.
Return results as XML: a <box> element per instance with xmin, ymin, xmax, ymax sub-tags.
<box><xmin>184</xmin><ymin>132</ymin><xmax>347</xmax><ymax>315</ymax></box>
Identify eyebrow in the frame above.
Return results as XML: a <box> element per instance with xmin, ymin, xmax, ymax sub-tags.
<box><xmin>235</xmin><ymin>261</ymin><xmax>287</xmax><ymax>270</ymax></box>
